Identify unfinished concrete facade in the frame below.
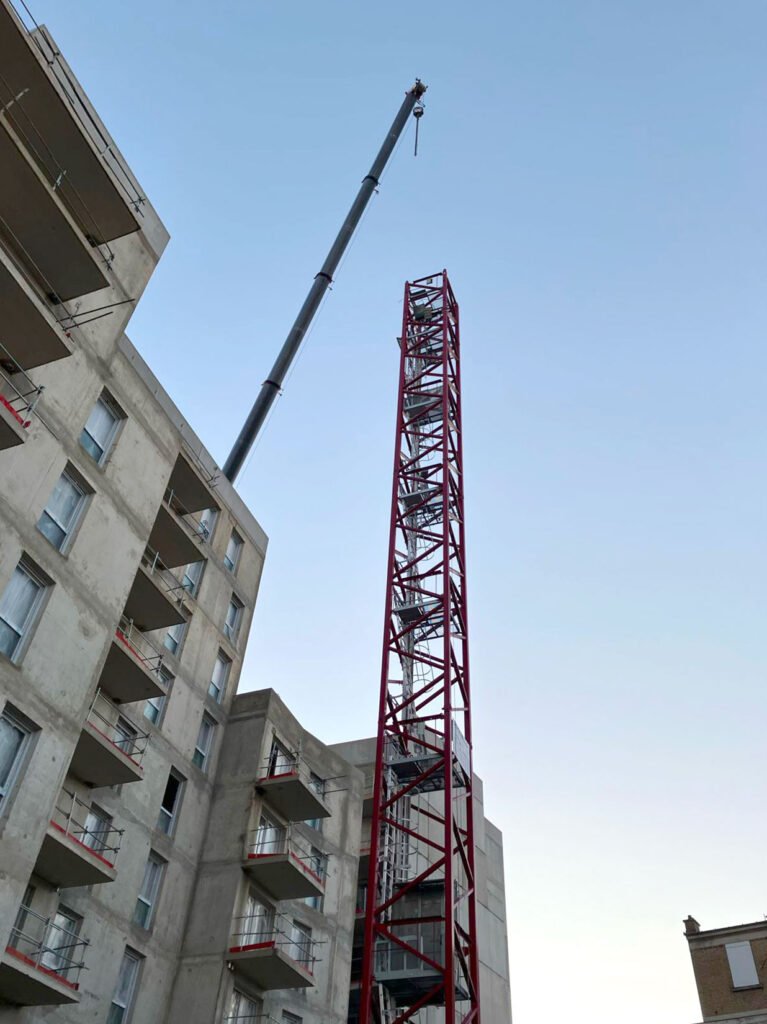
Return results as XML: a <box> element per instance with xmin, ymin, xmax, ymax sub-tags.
<box><xmin>684</xmin><ymin>916</ymin><xmax>767</xmax><ymax>1024</ymax></box>
<box><xmin>0</xmin><ymin>4</ymin><xmax>512</xmax><ymax>1023</ymax></box>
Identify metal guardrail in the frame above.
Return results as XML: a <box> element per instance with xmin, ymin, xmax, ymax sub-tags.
<box><xmin>0</xmin><ymin>340</ymin><xmax>43</xmax><ymax>429</ymax></box>
<box><xmin>141</xmin><ymin>546</ymin><xmax>187</xmax><ymax>602</ymax></box>
<box><xmin>257</xmin><ymin>754</ymin><xmax>327</xmax><ymax>798</ymax></box>
<box><xmin>50</xmin><ymin>788</ymin><xmax>123</xmax><ymax>865</ymax></box>
<box><xmin>230</xmin><ymin>913</ymin><xmax>318</xmax><ymax>974</ymax></box>
<box><xmin>115</xmin><ymin>615</ymin><xmax>166</xmax><ymax>674</ymax></box>
<box><xmin>223</xmin><ymin>1017</ymin><xmax>280</xmax><ymax>1023</ymax></box>
<box><xmin>87</xmin><ymin>689</ymin><xmax>149</xmax><ymax>765</ymax></box>
<box><xmin>164</xmin><ymin>487</ymin><xmax>211</xmax><ymax>542</ymax></box>
<box><xmin>245</xmin><ymin>827</ymin><xmax>326</xmax><ymax>882</ymax></box>
<box><xmin>7</xmin><ymin>903</ymin><xmax>89</xmax><ymax>985</ymax></box>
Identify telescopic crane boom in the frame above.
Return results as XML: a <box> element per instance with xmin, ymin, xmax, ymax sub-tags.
<box><xmin>223</xmin><ymin>79</ymin><xmax>427</xmax><ymax>482</ymax></box>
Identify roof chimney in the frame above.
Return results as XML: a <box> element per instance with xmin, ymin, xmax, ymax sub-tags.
<box><xmin>684</xmin><ymin>916</ymin><xmax>701</xmax><ymax>936</ymax></box>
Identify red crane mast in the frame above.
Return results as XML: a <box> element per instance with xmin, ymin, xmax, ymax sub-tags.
<box><xmin>358</xmin><ymin>271</ymin><xmax>481</xmax><ymax>1023</ymax></box>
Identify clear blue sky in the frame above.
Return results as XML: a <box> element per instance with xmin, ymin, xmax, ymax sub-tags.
<box><xmin>31</xmin><ymin>1</ymin><xmax>767</xmax><ymax>1021</ymax></box>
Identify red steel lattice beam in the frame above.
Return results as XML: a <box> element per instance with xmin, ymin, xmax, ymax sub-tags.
<box><xmin>359</xmin><ymin>271</ymin><xmax>481</xmax><ymax>1024</ymax></box>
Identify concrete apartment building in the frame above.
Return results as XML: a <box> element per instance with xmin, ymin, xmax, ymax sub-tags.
<box><xmin>0</xmin><ymin>3</ymin><xmax>512</xmax><ymax>1023</ymax></box>
<box><xmin>684</xmin><ymin>916</ymin><xmax>767</xmax><ymax>1024</ymax></box>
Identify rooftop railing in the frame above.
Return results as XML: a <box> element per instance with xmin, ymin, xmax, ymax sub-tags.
<box><xmin>7</xmin><ymin>903</ymin><xmax>89</xmax><ymax>987</ymax></box>
<box><xmin>0</xmin><ymin>341</ymin><xmax>44</xmax><ymax>430</ymax></box>
<box><xmin>86</xmin><ymin>689</ymin><xmax>149</xmax><ymax>766</ymax></box>
<box><xmin>230</xmin><ymin>913</ymin><xmax>319</xmax><ymax>974</ymax></box>
<box><xmin>50</xmin><ymin>788</ymin><xmax>123</xmax><ymax>866</ymax></box>
<box><xmin>245</xmin><ymin>826</ymin><xmax>326</xmax><ymax>883</ymax></box>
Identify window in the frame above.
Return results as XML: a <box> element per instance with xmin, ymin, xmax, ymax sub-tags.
<box><xmin>309</xmin><ymin>771</ymin><xmax>325</xmax><ymax>798</ymax></box>
<box><xmin>134</xmin><ymin>852</ymin><xmax>165</xmax><ymax>928</ymax></box>
<box><xmin>0</xmin><ymin>707</ymin><xmax>33</xmax><ymax>807</ymax></box>
<box><xmin>198</xmin><ymin>507</ymin><xmax>217</xmax><ymax>542</ymax></box>
<box><xmin>223</xmin><ymin>595</ymin><xmax>243</xmax><ymax>642</ymax></box>
<box><xmin>224</xmin><ymin>531</ymin><xmax>243</xmax><ymax>573</ymax></box>
<box><xmin>157</xmin><ymin>770</ymin><xmax>184</xmax><ymax>835</ymax></box>
<box><xmin>0</xmin><ymin>561</ymin><xmax>47</xmax><ymax>661</ymax></box>
<box><xmin>283</xmin><ymin>1014</ymin><xmax>303</xmax><ymax>1024</ymax></box>
<box><xmin>305</xmin><ymin>817</ymin><xmax>323</xmax><ymax>834</ymax></box>
<box><xmin>287</xmin><ymin>920</ymin><xmax>312</xmax><ymax>967</ymax></box>
<box><xmin>41</xmin><ymin>906</ymin><xmax>81</xmax><ymax>974</ymax></box>
<box><xmin>107</xmin><ymin>948</ymin><xmax>142</xmax><ymax>1024</ymax></box>
<box><xmin>726</xmin><ymin>941</ymin><xmax>760</xmax><ymax>988</ymax></box>
<box><xmin>82</xmin><ymin>804</ymin><xmax>112</xmax><ymax>854</ymax></box>
<box><xmin>254</xmin><ymin>811</ymin><xmax>282</xmax><ymax>855</ymax></box>
<box><xmin>309</xmin><ymin>846</ymin><xmax>326</xmax><ymax>882</ymax></box>
<box><xmin>181</xmin><ymin>559</ymin><xmax>204</xmax><ymax>597</ymax></box>
<box><xmin>192</xmin><ymin>715</ymin><xmax>216</xmax><ymax>771</ymax></box>
<box><xmin>37</xmin><ymin>469</ymin><xmax>88</xmax><ymax>551</ymax></box>
<box><xmin>241</xmin><ymin>891</ymin><xmax>273</xmax><ymax>944</ymax></box>
<box><xmin>163</xmin><ymin>620</ymin><xmax>186</xmax><ymax>656</ymax></box>
<box><xmin>229</xmin><ymin>989</ymin><xmax>263</xmax><ymax>1019</ymax></box>
<box><xmin>208</xmin><ymin>651</ymin><xmax>231</xmax><ymax>703</ymax></box>
<box><xmin>144</xmin><ymin>667</ymin><xmax>172</xmax><ymax>725</ymax></box>
<box><xmin>113</xmin><ymin>716</ymin><xmax>138</xmax><ymax>755</ymax></box>
<box><xmin>80</xmin><ymin>393</ymin><xmax>122</xmax><ymax>465</ymax></box>
<box><xmin>267</xmin><ymin>738</ymin><xmax>295</xmax><ymax>776</ymax></box>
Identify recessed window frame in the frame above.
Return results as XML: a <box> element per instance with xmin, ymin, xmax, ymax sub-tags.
<box><xmin>80</xmin><ymin>392</ymin><xmax>124</xmax><ymax>467</ymax></box>
<box><xmin>107</xmin><ymin>947</ymin><xmax>142</xmax><ymax>1024</ymax></box>
<box><xmin>0</xmin><ymin>705</ymin><xmax>36</xmax><ymax>810</ymax></box>
<box><xmin>37</xmin><ymin>465</ymin><xmax>91</xmax><ymax>553</ymax></box>
<box><xmin>223</xmin><ymin>530</ymin><xmax>243</xmax><ymax>574</ymax></box>
<box><xmin>134</xmin><ymin>851</ymin><xmax>166</xmax><ymax>929</ymax></box>
<box><xmin>157</xmin><ymin>768</ymin><xmax>185</xmax><ymax>837</ymax></box>
<box><xmin>223</xmin><ymin>594</ymin><xmax>244</xmax><ymax>643</ymax></box>
<box><xmin>208</xmin><ymin>650</ymin><xmax>231</xmax><ymax>703</ymax></box>
<box><xmin>144</xmin><ymin>667</ymin><xmax>172</xmax><ymax>726</ymax></box>
<box><xmin>163</xmin><ymin>619</ymin><xmax>186</xmax><ymax>658</ymax></box>
<box><xmin>0</xmin><ymin>558</ymin><xmax>50</xmax><ymax>664</ymax></box>
<box><xmin>181</xmin><ymin>559</ymin><xmax>205</xmax><ymax>597</ymax></box>
<box><xmin>192</xmin><ymin>714</ymin><xmax>216</xmax><ymax>772</ymax></box>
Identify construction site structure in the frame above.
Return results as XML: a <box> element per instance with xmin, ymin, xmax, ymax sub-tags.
<box><xmin>358</xmin><ymin>272</ymin><xmax>481</xmax><ymax>1024</ymax></box>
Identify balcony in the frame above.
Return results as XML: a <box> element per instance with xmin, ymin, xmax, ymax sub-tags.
<box><xmin>35</xmin><ymin>789</ymin><xmax>121</xmax><ymax>887</ymax></box>
<box><xmin>122</xmin><ymin>548</ymin><xmax>187</xmax><ymax>631</ymax></box>
<box><xmin>228</xmin><ymin>917</ymin><xmax>316</xmax><ymax>990</ymax></box>
<box><xmin>69</xmin><ymin>690</ymin><xmax>147</xmax><ymax>787</ymax></box>
<box><xmin>147</xmin><ymin>487</ymin><xmax>210</xmax><ymax>569</ymax></box>
<box><xmin>0</xmin><ymin>0</ymin><xmax>141</xmax><ymax>245</ymax></box>
<box><xmin>0</xmin><ymin>348</ymin><xmax>43</xmax><ymax>450</ymax></box>
<box><xmin>243</xmin><ymin>827</ymin><xmax>326</xmax><ymax>901</ymax></box>
<box><xmin>255</xmin><ymin>757</ymin><xmax>331</xmax><ymax>823</ymax></box>
<box><xmin>167</xmin><ymin>453</ymin><xmax>218</xmax><ymax>516</ymax></box>
<box><xmin>100</xmin><ymin>617</ymin><xmax>167</xmax><ymax>703</ymax></box>
<box><xmin>0</xmin><ymin>903</ymin><xmax>88</xmax><ymax>1005</ymax></box>
<box><xmin>0</xmin><ymin>115</ymin><xmax>108</xmax><ymax>302</ymax></box>
<box><xmin>0</xmin><ymin>246</ymin><xmax>72</xmax><ymax>369</ymax></box>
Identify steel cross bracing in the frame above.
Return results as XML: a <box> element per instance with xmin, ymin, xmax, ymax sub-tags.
<box><xmin>359</xmin><ymin>272</ymin><xmax>480</xmax><ymax>1024</ymax></box>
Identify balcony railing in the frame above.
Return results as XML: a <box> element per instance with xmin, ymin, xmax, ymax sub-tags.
<box><xmin>140</xmin><ymin>546</ymin><xmax>187</xmax><ymax>603</ymax></box>
<box><xmin>229</xmin><ymin>914</ymin><xmax>318</xmax><ymax>974</ymax></box>
<box><xmin>164</xmin><ymin>487</ymin><xmax>213</xmax><ymax>542</ymax></box>
<box><xmin>0</xmin><ymin>341</ymin><xmax>44</xmax><ymax>430</ymax></box>
<box><xmin>245</xmin><ymin>827</ymin><xmax>326</xmax><ymax>884</ymax></box>
<box><xmin>223</xmin><ymin>1017</ymin><xmax>279</xmax><ymax>1023</ymax></box>
<box><xmin>114</xmin><ymin>616</ymin><xmax>166</xmax><ymax>675</ymax></box>
<box><xmin>49</xmin><ymin>788</ymin><xmax>123</xmax><ymax>866</ymax></box>
<box><xmin>258</xmin><ymin>754</ymin><xmax>326</xmax><ymax>798</ymax></box>
<box><xmin>87</xmin><ymin>690</ymin><xmax>149</xmax><ymax>767</ymax></box>
<box><xmin>7</xmin><ymin>904</ymin><xmax>89</xmax><ymax>988</ymax></box>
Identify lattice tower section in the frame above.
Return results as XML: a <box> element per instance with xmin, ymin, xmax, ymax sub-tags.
<box><xmin>358</xmin><ymin>271</ymin><xmax>481</xmax><ymax>1024</ymax></box>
